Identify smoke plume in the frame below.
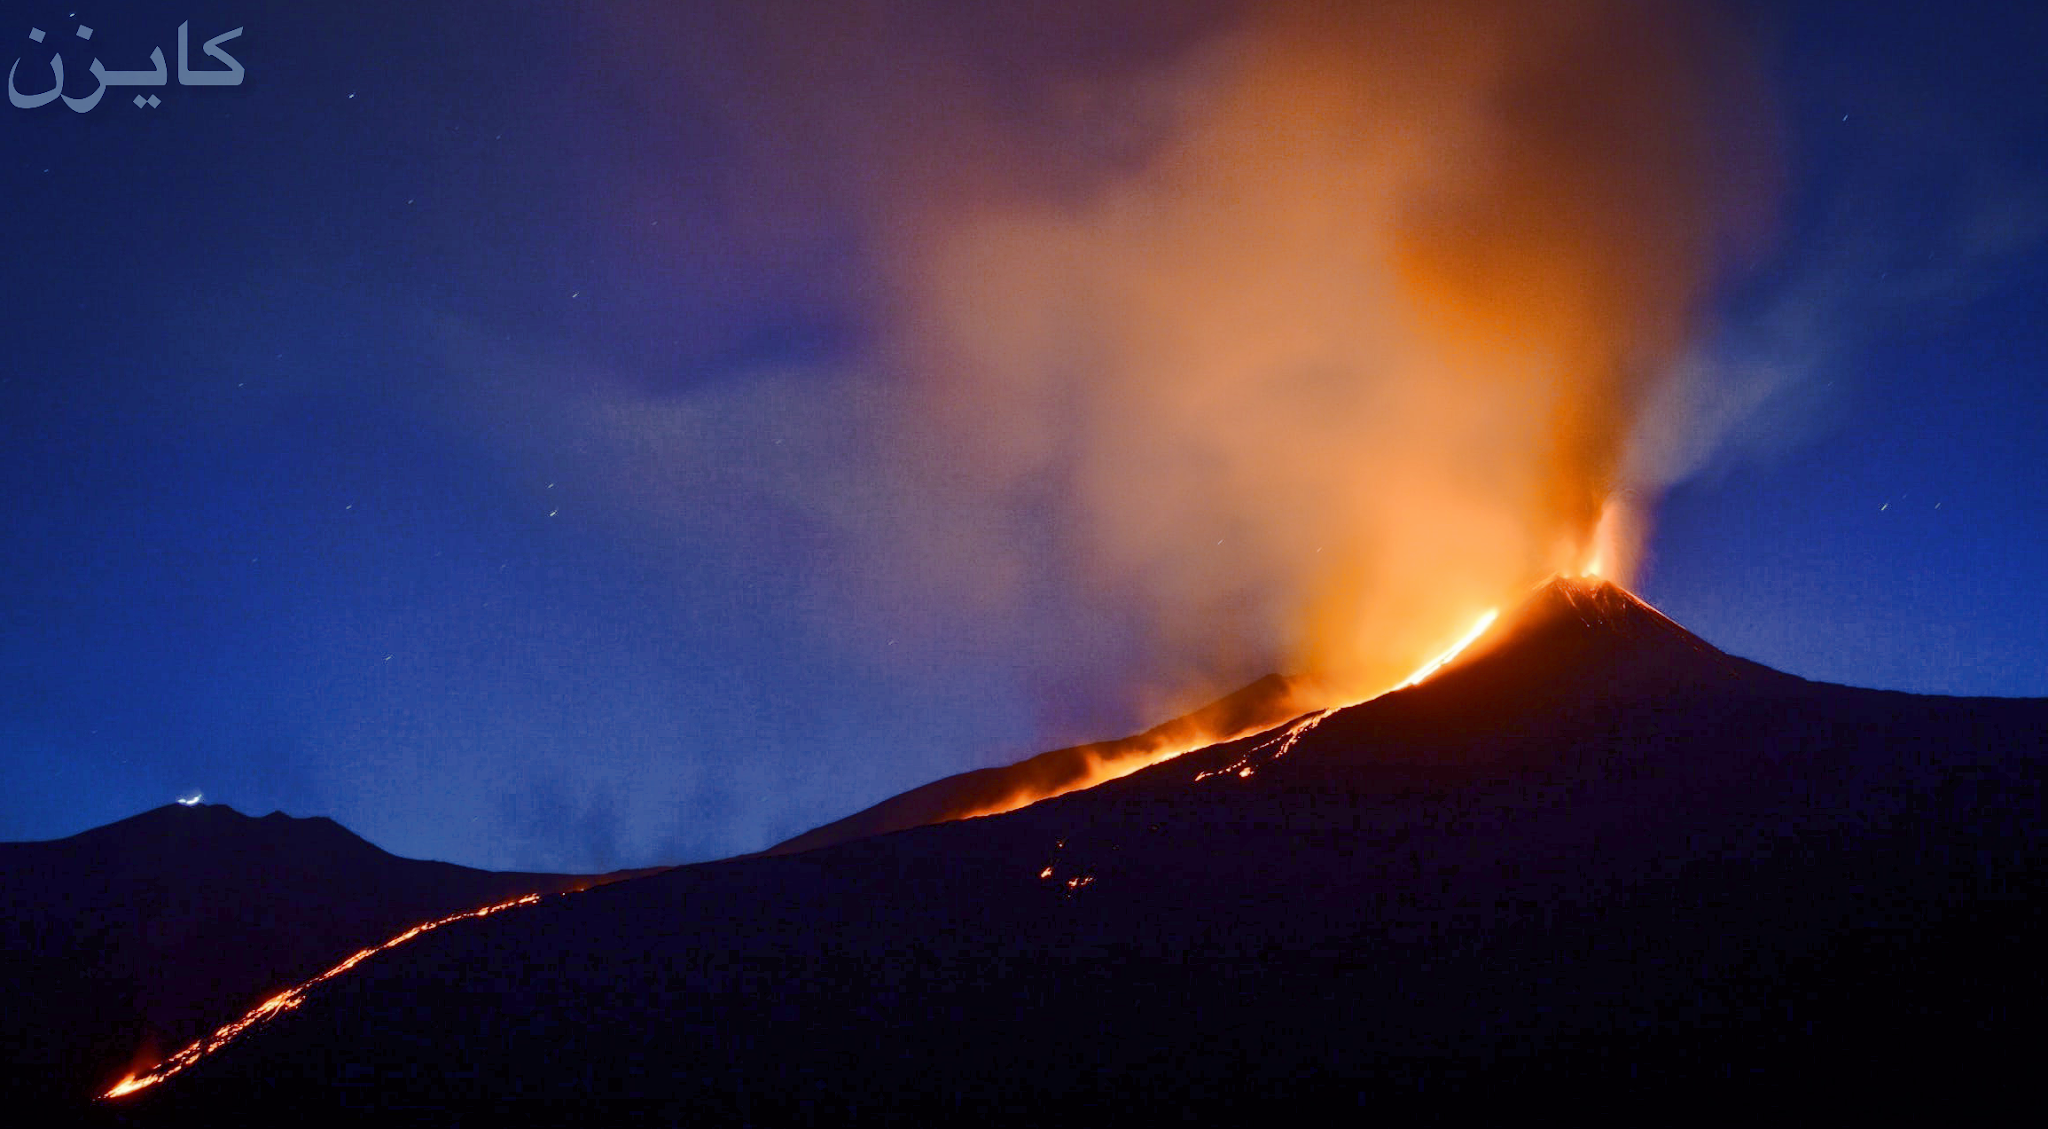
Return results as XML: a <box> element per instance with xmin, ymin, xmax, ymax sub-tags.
<box><xmin>603</xmin><ymin>0</ymin><xmax>1777</xmax><ymax>723</ymax></box>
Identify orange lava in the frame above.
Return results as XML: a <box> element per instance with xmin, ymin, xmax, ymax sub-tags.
<box><xmin>1396</xmin><ymin>609</ymin><xmax>1500</xmax><ymax>689</ymax></box>
<box><xmin>101</xmin><ymin>892</ymin><xmax>543</xmax><ymax>1100</ymax></box>
<box><xmin>1190</xmin><ymin>606</ymin><xmax>1498</xmax><ymax>786</ymax></box>
<box><xmin>1194</xmin><ymin>706</ymin><xmax>1334</xmax><ymax>783</ymax></box>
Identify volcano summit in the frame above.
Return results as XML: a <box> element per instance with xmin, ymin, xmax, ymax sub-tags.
<box><xmin>89</xmin><ymin>579</ymin><xmax>2048</xmax><ymax>1119</ymax></box>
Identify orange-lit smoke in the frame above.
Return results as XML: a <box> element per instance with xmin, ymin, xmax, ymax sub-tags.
<box><xmin>886</xmin><ymin>0</ymin><xmax>1772</xmax><ymax>702</ymax></box>
<box><xmin>601</xmin><ymin>0</ymin><xmax>1774</xmax><ymax>725</ymax></box>
<box><xmin>1581</xmin><ymin>495</ymin><xmax>1645</xmax><ymax>582</ymax></box>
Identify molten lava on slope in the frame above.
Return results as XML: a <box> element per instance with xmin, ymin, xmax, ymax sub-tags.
<box><xmin>91</xmin><ymin>578</ymin><xmax>2048</xmax><ymax>1117</ymax></box>
<box><xmin>103</xmin><ymin>894</ymin><xmax>545</xmax><ymax>1100</ymax></box>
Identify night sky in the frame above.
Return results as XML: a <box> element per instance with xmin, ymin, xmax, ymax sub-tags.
<box><xmin>4</xmin><ymin>0</ymin><xmax>2043</xmax><ymax>872</ymax></box>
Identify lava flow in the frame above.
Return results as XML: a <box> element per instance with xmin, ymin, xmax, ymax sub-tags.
<box><xmin>102</xmin><ymin>892</ymin><xmax>544</xmax><ymax>1100</ymax></box>
<box><xmin>766</xmin><ymin>601</ymin><xmax>1525</xmax><ymax>856</ymax></box>
<box><xmin>1395</xmin><ymin>609</ymin><xmax>1501</xmax><ymax>689</ymax></box>
<box><xmin>1194</xmin><ymin>606</ymin><xmax>1500</xmax><ymax>783</ymax></box>
<box><xmin>1193</xmin><ymin>708</ymin><xmax>1332</xmax><ymax>782</ymax></box>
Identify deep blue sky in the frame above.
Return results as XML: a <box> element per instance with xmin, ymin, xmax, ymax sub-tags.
<box><xmin>3</xmin><ymin>1</ymin><xmax>2043</xmax><ymax>870</ymax></box>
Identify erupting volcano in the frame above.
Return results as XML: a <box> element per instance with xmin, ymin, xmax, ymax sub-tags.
<box><xmin>770</xmin><ymin>576</ymin><xmax>1666</xmax><ymax>855</ymax></box>
<box><xmin>7</xmin><ymin>0</ymin><xmax>2041</xmax><ymax>1120</ymax></box>
<box><xmin>69</xmin><ymin>574</ymin><xmax>2048</xmax><ymax>1119</ymax></box>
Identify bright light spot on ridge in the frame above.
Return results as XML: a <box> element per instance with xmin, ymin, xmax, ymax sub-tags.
<box><xmin>176</xmin><ymin>792</ymin><xmax>203</xmax><ymax>807</ymax></box>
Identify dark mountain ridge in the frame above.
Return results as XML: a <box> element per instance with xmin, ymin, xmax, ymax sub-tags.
<box><xmin>0</xmin><ymin>803</ymin><xmax>648</xmax><ymax>1105</ymax></box>
<box><xmin>105</xmin><ymin>580</ymin><xmax>2048</xmax><ymax>1119</ymax></box>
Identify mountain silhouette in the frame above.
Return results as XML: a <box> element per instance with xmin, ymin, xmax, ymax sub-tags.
<box><xmin>0</xmin><ymin>803</ymin><xmax>650</xmax><ymax>1105</ymax></box>
<box><xmin>98</xmin><ymin>580</ymin><xmax>2048</xmax><ymax>1119</ymax></box>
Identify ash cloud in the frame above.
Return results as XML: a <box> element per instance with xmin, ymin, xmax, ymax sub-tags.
<box><xmin>585</xmin><ymin>0</ymin><xmax>1778</xmax><ymax>727</ymax></box>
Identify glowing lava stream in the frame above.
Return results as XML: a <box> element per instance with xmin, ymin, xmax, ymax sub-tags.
<box><xmin>1189</xmin><ymin>607</ymin><xmax>1501</xmax><ymax>784</ymax></box>
<box><xmin>1193</xmin><ymin>708</ymin><xmax>1332</xmax><ymax>782</ymax></box>
<box><xmin>102</xmin><ymin>892</ymin><xmax>544</xmax><ymax>1100</ymax></box>
<box><xmin>1395</xmin><ymin>608</ymin><xmax>1500</xmax><ymax>689</ymax></box>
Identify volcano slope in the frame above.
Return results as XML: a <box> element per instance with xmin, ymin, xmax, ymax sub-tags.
<box><xmin>118</xmin><ymin>579</ymin><xmax>2048</xmax><ymax>1118</ymax></box>
<box><xmin>0</xmin><ymin>804</ymin><xmax>639</xmax><ymax>1106</ymax></box>
<box><xmin>765</xmin><ymin>671</ymin><xmax>1327</xmax><ymax>857</ymax></box>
